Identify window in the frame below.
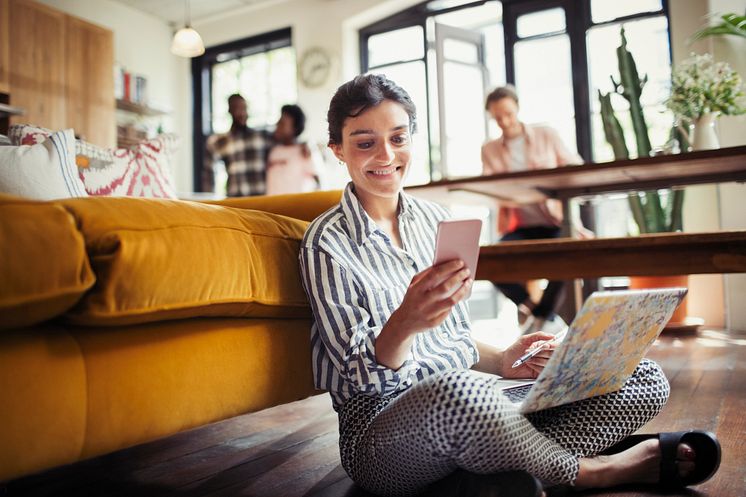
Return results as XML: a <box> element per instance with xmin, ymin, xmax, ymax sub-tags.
<box><xmin>360</xmin><ymin>0</ymin><xmax>671</xmax><ymax>181</ymax></box>
<box><xmin>211</xmin><ymin>46</ymin><xmax>297</xmax><ymax>133</ymax></box>
<box><xmin>192</xmin><ymin>28</ymin><xmax>296</xmax><ymax>191</ymax></box>
<box><xmin>512</xmin><ymin>6</ymin><xmax>576</xmax><ymax>157</ymax></box>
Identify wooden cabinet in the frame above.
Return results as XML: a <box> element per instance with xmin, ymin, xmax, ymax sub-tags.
<box><xmin>9</xmin><ymin>0</ymin><xmax>66</xmax><ymax>131</ymax></box>
<box><xmin>6</xmin><ymin>0</ymin><xmax>115</xmax><ymax>147</ymax></box>
<box><xmin>0</xmin><ymin>0</ymin><xmax>9</xmax><ymax>94</ymax></box>
<box><xmin>66</xmin><ymin>16</ymin><xmax>115</xmax><ymax>147</ymax></box>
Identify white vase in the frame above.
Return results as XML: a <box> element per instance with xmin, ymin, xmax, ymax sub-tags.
<box><xmin>692</xmin><ymin>113</ymin><xmax>720</xmax><ymax>151</ymax></box>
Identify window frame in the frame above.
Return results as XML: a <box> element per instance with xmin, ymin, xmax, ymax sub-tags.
<box><xmin>191</xmin><ymin>27</ymin><xmax>292</xmax><ymax>191</ymax></box>
<box><xmin>358</xmin><ymin>0</ymin><xmax>671</xmax><ymax>180</ymax></box>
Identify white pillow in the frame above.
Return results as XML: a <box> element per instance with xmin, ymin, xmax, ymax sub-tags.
<box><xmin>0</xmin><ymin>129</ymin><xmax>88</xmax><ymax>200</ymax></box>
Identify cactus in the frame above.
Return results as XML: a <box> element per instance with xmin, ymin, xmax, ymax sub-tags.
<box><xmin>612</xmin><ymin>27</ymin><xmax>651</xmax><ymax>158</ymax></box>
<box><xmin>598</xmin><ymin>90</ymin><xmax>629</xmax><ymax>160</ymax></box>
<box><xmin>598</xmin><ymin>27</ymin><xmax>685</xmax><ymax>234</ymax></box>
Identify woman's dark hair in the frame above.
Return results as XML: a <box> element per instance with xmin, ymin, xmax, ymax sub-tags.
<box><xmin>327</xmin><ymin>74</ymin><xmax>417</xmax><ymax>146</ymax></box>
<box><xmin>484</xmin><ymin>84</ymin><xmax>519</xmax><ymax>110</ymax></box>
<box><xmin>280</xmin><ymin>104</ymin><xmax>306</xmax><ymax>137</ymax></box>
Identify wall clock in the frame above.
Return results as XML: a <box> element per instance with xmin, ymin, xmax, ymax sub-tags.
<box><xmin>299</xmin><ymin>47</ymin><xmax>332</xmax><ymax>88</ymax></box>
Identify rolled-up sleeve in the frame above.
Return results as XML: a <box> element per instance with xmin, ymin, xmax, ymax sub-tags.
<box><xmin>300</xmin><ymin>246</ymin><xmax>419</xmax><ymax>398</ymax></box>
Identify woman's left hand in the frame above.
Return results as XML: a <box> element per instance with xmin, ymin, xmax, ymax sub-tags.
<box><xmin>500</xmin><ymin>332</ymin><xmax>557</xmax><ymax>379</ymax></box>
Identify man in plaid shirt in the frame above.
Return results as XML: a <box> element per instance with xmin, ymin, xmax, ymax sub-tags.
<box><xmin>204</xmin><ymin>94</ymin><xmax>273</xmax><ymax>196</ymax></box>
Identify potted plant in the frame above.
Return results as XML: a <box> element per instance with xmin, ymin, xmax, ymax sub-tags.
<box><xmin>598</xmin><ymin>28</ymin><xmax>689</xmax><ymax>326</ymax></box>
<box><xmin>666</xmin><ymin>53</ymin><xmax>746</xmax><ymax>150</ymax></box>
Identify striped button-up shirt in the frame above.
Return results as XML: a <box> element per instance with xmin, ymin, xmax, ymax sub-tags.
<box><xmin>299</xmin><ymin>183</ymin><xmax>479</xmax><ymax>410</ymax></box>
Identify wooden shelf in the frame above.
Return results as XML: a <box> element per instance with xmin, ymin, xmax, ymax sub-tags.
<box><xmin>0</xmin><ymin>102</ymin><xmax>25</xmax><ymax>116</ymax></box>
<box><xmin>116</xmin><ymin>98</ymin><xmax>167</xmax><ymax>117</ymax></box>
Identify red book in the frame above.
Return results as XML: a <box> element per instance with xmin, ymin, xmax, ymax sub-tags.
<box><xmin>123</xmin><ymin>72</ymin><xmax>131</xmax><ymax>101</ymax></box>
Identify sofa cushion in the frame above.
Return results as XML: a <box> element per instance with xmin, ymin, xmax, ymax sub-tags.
<box><xmin>0</xmin><ymin>195</ymin><xmax>95</xmax><ymax>330</ymax></box>
<box><xmin>59</xmin><ymin>197</ymin><xmax>311</xmax><ymax>325</ymax></box>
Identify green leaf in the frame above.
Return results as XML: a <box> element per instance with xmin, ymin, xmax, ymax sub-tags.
<box><xmin>690</xmin><ymin>13</ymin><xmax>746</xmax><ymax>41</ymax></box>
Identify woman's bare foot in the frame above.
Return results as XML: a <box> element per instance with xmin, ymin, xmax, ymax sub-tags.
<box><xmin>575</xmin><ymin>439</ymin><xmax>696</xmax><ymax>488</ymax></box>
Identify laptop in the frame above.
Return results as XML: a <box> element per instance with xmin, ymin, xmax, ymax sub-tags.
<box><xmin>501</xmin><ymin>287</ymin><xmax>688</xmax><ymax>413</ymax></box>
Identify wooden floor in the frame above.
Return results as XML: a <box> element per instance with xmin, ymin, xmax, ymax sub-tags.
<box><xmin>4</xmin><ymin>329</ymin><xmax>746</xmax><ymax>497</ymax></box>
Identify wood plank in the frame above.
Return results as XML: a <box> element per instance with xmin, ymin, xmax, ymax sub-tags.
<box><xmin>65</xmin><ymin>15</ymin><xmax>115</xmax><ymax>147</ymax></box>
<box><xmin>476</xmin><ymin>231</ymin><xmax>746</xmax><ymax>280</ymax></box>
<box><xmin>0</xmin><ymin>0</ymin><xmax>9</xmax><ymax>94</ymax></box>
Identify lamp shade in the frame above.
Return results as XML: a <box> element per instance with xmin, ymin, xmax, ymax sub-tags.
<box><xmin>171</xmin><ymin>26</ymin><xmax>205</xmax><ymax>57</ymax></box>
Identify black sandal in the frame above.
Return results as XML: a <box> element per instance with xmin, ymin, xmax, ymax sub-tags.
<box><xmin>601</xmin><ymin>430</ymin><xmax>721</xmax><ymax>488</ymax></box>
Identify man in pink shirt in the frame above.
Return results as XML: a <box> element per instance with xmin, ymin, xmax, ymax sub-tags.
<box><xmin>481</xmin><ymin>85</ymin><xmax>591</xmax><ymax>334</ymax></box>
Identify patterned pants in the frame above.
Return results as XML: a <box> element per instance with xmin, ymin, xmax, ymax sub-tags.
<box><xmin>338</xmin><ymin>359</ymin><xmax>670</xmax><ymax>496</ymax></box>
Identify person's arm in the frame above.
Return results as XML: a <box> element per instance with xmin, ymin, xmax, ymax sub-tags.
<box><xmin>299</xmin><ymin>246</ymin><xmax>471</xmax><ymax>396</ymax></box>
<box><xmin>203</xmin><ymin>136</ymin><xmax>217</xmax><ymax>192</ymax></box>
<box><xmin>473</xmin><ymin>332</ymin><xmax>556</xmax><ymax>378</ymax></box>
<box><xmin>544</xmin><ymin>129</ymin><xmax>595</xmax><ymax>238</ymax></box>
<box><xmin>548</xmin><ymin>127</ymin><xmax>583</xmax><ymax>167</ymax></box>
<box><xmin>376</xmin><ymin>260</ymin><xmax>472</xmax><ymax>369</ymax></box>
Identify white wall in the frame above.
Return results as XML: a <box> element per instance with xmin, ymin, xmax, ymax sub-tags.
<box><xmin>709</xmin><ymin>0</ymin><xmax>746</xmax><ymax>331</ymax></box>
<box><xmin>39</xmin><ymin>0</ymin><xmax>192</xmax><ymax>194</ymax></box>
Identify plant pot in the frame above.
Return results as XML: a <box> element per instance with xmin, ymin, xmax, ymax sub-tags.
<box><xmin>691</xmin><ymin>113</ymin><xmax>720</xmax><ymax>151</ymax></box>
<box><xmin>628</xmin><ymin>275</ymin><xmax>701</xmax><ymax>332</ymax></box>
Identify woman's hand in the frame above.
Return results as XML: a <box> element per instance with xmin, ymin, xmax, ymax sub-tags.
<box><xmin>393</xmin><ymin>259</ymin><xmax>472</xmax><ymax>335</ymax></box>
<box><xmin>376</xmin><ymin>260</ymin><xmax>472</xmax><ymax>370</ymax></box>
<box><xmin>499</xmin><ymin>332</ymin><xmax>557</xmax><ymax>379</ymax></box>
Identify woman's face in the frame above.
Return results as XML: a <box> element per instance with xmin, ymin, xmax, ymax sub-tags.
<box><xmin>487</xmin><ymin>97</ymin><xmax>522</xmax><ymax>139</ymax></box>
<box><xmin>331</xmin><ymin>99</ymin><xmax>412</xmax><ymax>205</ymax></box>
<box><xmin>274</xmin><ymin>112</ymin><xmax>296</xmax><ymax>144</ymax></box>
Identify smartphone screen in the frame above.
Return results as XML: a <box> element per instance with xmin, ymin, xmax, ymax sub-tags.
<box><xmin>433</xmin><ymin>219</ymin><xmax>482</xmax><ymax>290</ymax></box>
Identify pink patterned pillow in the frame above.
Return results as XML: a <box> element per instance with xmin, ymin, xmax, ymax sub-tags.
<box><xmin>8</xmin><ymin>124</ymin><xmax>178</xmax><ymax>199</ymax></box>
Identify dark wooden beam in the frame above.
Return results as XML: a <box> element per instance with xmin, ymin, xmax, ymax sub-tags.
<box><xmin>477</xmin><ymin>231</ymin><xmax>746</xmax><ymax>281</ymax></box>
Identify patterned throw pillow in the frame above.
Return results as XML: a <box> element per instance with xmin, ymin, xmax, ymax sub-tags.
<box><xmin>0</xmin><ymin>129</ymin><xmax>88</xmax><ymax>200</ymax></box>
<box><xmin>8</xmin><ymin>124</ymin><xmax>178</xmax><ymax>199</ymax></box>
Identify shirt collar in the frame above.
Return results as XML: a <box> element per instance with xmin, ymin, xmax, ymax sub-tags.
<box><xmin>341</xmin><ymin>182</ymin><xmax>413</xmax><ymax>246</ymax></box>
<box><xmin>498</xmin><ymin>121</ymin><xmax>533</xmax><ymax>147</ymax></box>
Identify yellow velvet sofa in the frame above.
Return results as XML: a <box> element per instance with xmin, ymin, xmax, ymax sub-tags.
<box><xmin>0</xmin><ymin>190</ymin><xmax>342</xmax><ymax>482</ymax></box>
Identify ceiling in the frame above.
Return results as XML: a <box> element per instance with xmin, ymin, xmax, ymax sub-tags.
<box><xmin>111</xmin><ymin>0</ymin><xmax>283</xmax><ymax>26</ymax></box>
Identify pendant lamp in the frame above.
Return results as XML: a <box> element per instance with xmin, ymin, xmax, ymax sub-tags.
<box><xmin>171</xmin><ymin>0</ymin><xmax>204</xmax><ymax>57</ymax></box>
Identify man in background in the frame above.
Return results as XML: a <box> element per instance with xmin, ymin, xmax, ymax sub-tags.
<box><xmin>203</xmin><ymin>94</ymin><xmax>273</xmax><ymax>196</ymax></box>
<box><xmin>481</xmin><ymin>85</ymin><xmax>592</xmax><ymax>334</ymax></box>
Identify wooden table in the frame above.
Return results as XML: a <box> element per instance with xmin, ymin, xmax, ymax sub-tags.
<box><xmin>406</xmin><ymin>146</ymin><xmax>746</xmax><ymax>316</ymax></box>
<box><xmin>406</xmin><ymin>146</ymin><xmax>746</xmax><ymax>277</ymax></box>
<box><xmin>405</xmin><ymin>146</ymin><xmax>746</xmax><ymax>206</ymax></box>
<box><xmin>476</xmin><ymin>231</ymin><xmax>746</xmax><ymax>281</ymax></box>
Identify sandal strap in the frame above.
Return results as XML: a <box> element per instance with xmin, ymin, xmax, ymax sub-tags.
<box><xmin>658</xmin><ymin>431</ymin><xmax>684</xmax><ymax>487</ymax></box>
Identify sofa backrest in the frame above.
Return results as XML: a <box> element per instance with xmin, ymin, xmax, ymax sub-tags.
<box><xmin>0</xmin><ymin>190</ymin><xmax>343</xmax><ymax>329</ymax></box>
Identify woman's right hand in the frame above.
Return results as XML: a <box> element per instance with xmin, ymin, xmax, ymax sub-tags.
<box><xmin>376</xmin><ymin>260</ymin><xmax>471</xmax><ymax>370</ymax></box>
<box><xmin>394</xmin><ymin>260</ymin><xmax>473</xmax><ymax>336</ymax></box>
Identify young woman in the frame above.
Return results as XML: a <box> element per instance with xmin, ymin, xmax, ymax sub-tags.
<box><xmin>299</xmin><ymin>74</ymin><xmax>719</xmax><ymax>497</ymax></box>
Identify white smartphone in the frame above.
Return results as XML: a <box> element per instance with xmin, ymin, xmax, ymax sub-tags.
<box><xmin>433</xmin><ymin>219</ymin><xmax>482</xmax><ymax>295</ymax></box>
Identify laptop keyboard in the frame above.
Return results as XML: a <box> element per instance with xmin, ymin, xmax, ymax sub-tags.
<box><xmin>501</xmin><ymin>383</ymin><xmax>534</xmax><ymax>404</ymax></box>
